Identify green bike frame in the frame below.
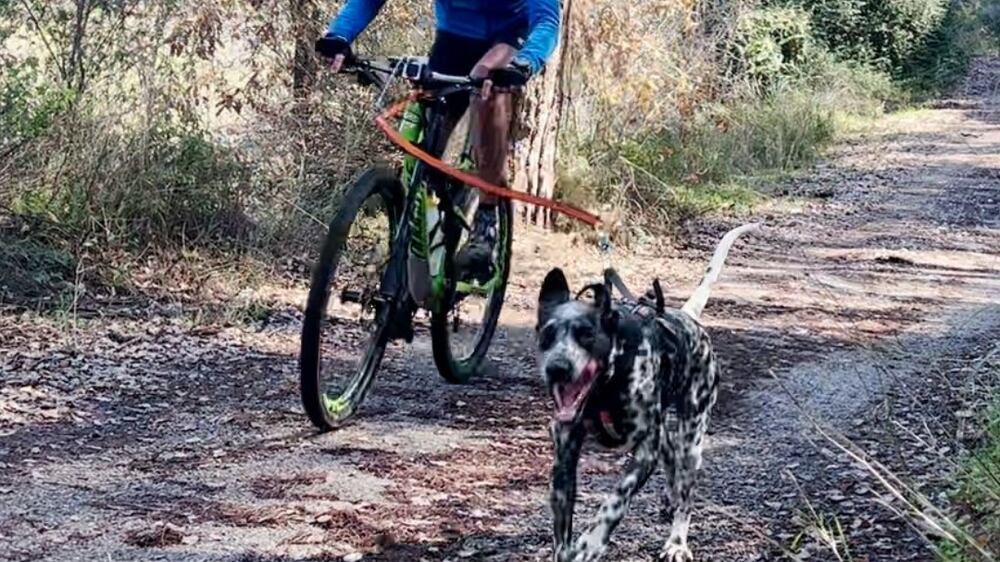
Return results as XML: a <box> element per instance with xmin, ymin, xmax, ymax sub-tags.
<box><xmin>397</xmin><ymin>100</ymin><xmax>505</xmax><ymax>310</ymax></box>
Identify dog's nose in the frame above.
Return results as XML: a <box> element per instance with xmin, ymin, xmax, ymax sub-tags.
<box><xmin>545</xmin><ymin>359</ymin><xmax>574</xmax><ymax>384</ymax></box>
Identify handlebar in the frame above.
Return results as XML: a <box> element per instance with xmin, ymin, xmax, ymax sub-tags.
<box><xmin>348</xmin><ymin>57</ymin><xmax>484</xmax><ymax>89</ymax></box>
<box><xmin>315</xmin><ymin>38</ymin><xmax>521</xmax><ymax>94</ymax></box>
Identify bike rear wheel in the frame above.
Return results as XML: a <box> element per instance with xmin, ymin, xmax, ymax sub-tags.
<box><xmin>300</xmin><ymin>166</ymin><xmax>404</xmax><ymax>431</ymax></box>
<box><xmin>430</xmin><ymin>197</ymin><xmax>513</xmax><ymax>383</ymax></box>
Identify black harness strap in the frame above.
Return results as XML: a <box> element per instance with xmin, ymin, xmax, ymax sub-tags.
<box><xmin>603</xmin><ymin>268</ymin><xmax>638</xmax><ymax>303</ymax></box>
<box><xmin>652</xmin><ymin>279</ymin><xmax>665</xmax><ymax>313</ymax></box>
<box><xmin>589</xmin><ymin>268</ymin><xmax>675</xmax><ymax>444</ymax></box>
<box><xmin>602</xmin><ymin>267</ymin><xmax>668</xmax><ymax>321</ymax></box>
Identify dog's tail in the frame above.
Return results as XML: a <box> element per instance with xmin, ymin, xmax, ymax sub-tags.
<box><xmin>682</xmin><ymin>223</ymin><xmax>761</xmax><ymax>319</ymax></box>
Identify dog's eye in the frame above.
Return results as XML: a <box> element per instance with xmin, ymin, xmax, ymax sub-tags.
<box><xmin>539</xmin><ymin>324</ymin><xmax>557</xmax><ymax>350</ymax></box>
<box><xmin>572</xmin><ymin>325</ymin><xmax>595</xmax><ymax>346</ymax></box>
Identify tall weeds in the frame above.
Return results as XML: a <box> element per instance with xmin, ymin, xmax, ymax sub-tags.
<box><xmin>0</xmin><ymin>0</ymin><xmax>996</xmax><ymax>300</ymax></box>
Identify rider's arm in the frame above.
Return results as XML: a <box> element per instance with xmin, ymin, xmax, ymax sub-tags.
<box><xmin>325</xmin><ymin>0</ymin><xmax>388</xmax><ymax>41</ymax></box>
<box><xmin>517</xmin><ymin>0</ymin><xmax>561</xmax><ymax>75</ymax></box>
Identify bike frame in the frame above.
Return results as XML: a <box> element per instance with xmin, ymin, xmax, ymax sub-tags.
<box><xmin>334</xmin><ymin>54</ymin><xmax>523</xmax><ymax>324</ymax></box>
<box><xmin>376</xmin><ymin>92</ymin><xmax>472</xmax><ymax>317</ymax></box>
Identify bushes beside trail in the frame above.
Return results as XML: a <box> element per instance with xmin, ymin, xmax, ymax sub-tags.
<box><xmin>1</xmin><ymin>0</ymin><xmax>997</xmax><ymax>302</ymax></box>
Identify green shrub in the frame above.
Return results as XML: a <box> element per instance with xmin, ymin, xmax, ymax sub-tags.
<box><xmin>0</xmin><ymin>62</ymin><xmax>75</xmax><ymax>153</ymax></box>
<box><xmin>559</xmin><ymin>90</ymin><xmax>836</xmax><ymax>227</ymax></box>
<box><xmin>0</xmin><ymin>231</ymin><xmax>75</xmax><ymax>300</ymax></box>
<box><xmin>798</xmin><ymin>0</ymin><xmax>951</xmax><ymax>70</ymax></box>
<box><xmin>983</xmin><ymin>0</ymin><xmax>1000</xmax><ymax>36</ymax></box>
<box><xmin>900</xmin><ymin>0</ymin><xmax>1000</xmax><ymax>94</ymax></box>
<box><xmin>795</xmin><ymin>50</ymin><xmax>900</xmax><ymax>115</ymax></box>
<box><xmin>558</xmin><ymin>53</ymin><xmax>897</xmax><ymax>235</ymax></box>
<box><xmin>732</xmin><ymin>7</ymin><xmax>814</xmax><ymax>83</ymax></box>
<box><xmin>6</xmin><ymin>108</ymin><xmax>251</xmax><ymax>248</ymax></box>
<box><xmin>660</xmin><ymin>90</ymin><xmax>836</xmax><ymax>182</ymax></box>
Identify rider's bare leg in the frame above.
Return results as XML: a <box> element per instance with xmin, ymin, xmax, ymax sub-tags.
<box><xmin>455</xmin><ymin>43</ymin><xmax>516</xmax><ymax>281</ymax></box>
<box><xmin>471</xmin><ymin>43</ymin><xmax>518</xmax><ymax>201</ymax></box>
<box><xmin>472</xmin><ymin>92</ymin><xmax>512</xmax><ymax>202</ymax></box>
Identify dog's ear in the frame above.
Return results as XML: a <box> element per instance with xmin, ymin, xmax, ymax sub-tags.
<box><xmin>538</xmin><ymin>268</ymin><xmax>570</xmax><ymax>329</ymax></box>
<box><xmin>652</xmin><ymin>278</ymin><xmax>665</xmax><ymax>314</ymax></box>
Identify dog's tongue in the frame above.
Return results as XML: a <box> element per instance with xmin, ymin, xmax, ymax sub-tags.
<box><xmin>553</xmin><ymin>360</ymin><xmax>600</xmax><ymax>423</ymax></box>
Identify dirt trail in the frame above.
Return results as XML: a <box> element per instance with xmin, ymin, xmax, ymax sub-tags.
<box><xmin>2</xmin><ymin>60</ymin><xmax>1000</xmax><ymax>562</ymax></box>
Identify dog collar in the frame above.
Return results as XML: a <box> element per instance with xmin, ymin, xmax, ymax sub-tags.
<box><xmin>598</xmin><ymin>409</ymin><xmax>624</xmax><ymax>442</ymax></box>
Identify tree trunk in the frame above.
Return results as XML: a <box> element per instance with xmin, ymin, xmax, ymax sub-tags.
<box><xmin>291</xmin><ymin>0</ymin><xmax>318</xmax><ymax>99</ymax></box>
<box><xmin>512</xmin><ymin>0</ymin><xmax>573</xmax><ymax>228</ymax></box>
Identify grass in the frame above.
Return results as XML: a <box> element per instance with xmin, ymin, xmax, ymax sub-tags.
<box><xmin>557</xmin><ymin>57</ymin><xmax>896</xmax><ymax>237</ymax></box>
<box><xmin>770</xmin><ymin>333</ymin><xmax>1000</xmax><ymax>562</ymax></box>
<box><xmin>939</xmin><ymin>396</ymin><xmax>1000</xmax><ymax>561</ymax></box>
<box><xmin>6</xmin><ymin>118</ymin><xmax>253</xmax><ymax>249</ymax></box>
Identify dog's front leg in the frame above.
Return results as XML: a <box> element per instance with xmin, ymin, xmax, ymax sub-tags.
<box><xmin>570</xmin><ymin>431</ymin><xmax>659</xmax><ymax>562</ymax></box>
<box><xmin>551</xmin><ymin>421</ymin><xmax>584</xmax><ymax>562</ymax></box>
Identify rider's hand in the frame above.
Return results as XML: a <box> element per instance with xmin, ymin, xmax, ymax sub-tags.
<box><xmin>489</xmin><ymin>60</ymin><xmax>532</xmax><ymax>89</ymax></box>
<box><xmin>471</xmin><ymin>45</ymin><xmax>521</xmax><ymax>99</ymax></box>
<box><xmin>315</xmin><ymin>35</ymin><xmax>352</xmax><ymax>73</ymax></box>
<box><xmin>478</xmin><ymin>58</ymin><xmax>532</xmax><ymax>98</ymax></box>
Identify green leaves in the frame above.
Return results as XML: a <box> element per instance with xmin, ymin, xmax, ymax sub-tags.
<box><xmin>733</xmin><ymin>7</ymin><xmax>814</xmax><ymax>83</ymax></box>
<box><xmin>798</xmin><ymin>0</ymin><xmax>950</xmax><ymax>70</ymax></box>
<box><xmin>0</xmin><ymin>62</ymin><xmax>76</xmax><ymax>150</ymax></box>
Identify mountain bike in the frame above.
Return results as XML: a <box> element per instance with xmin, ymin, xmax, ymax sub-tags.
<box><xmin>299</xmin><ymin>50</ymin><xmax>516</xmax><ymax>431</ymax></box>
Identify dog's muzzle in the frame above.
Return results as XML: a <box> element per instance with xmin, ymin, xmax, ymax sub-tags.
<box><xmin>550</xmin><ymin>358</ymin><xmax>601</xmax><ymax>423</ymax></box>
<box><xmin>545</xmin><ymin>358</ymin><xmax>574</xmax><ymax>385</ymax></box>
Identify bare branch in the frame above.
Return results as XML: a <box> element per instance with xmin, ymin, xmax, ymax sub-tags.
<box><xmin>17</xmin><ymin>0</ymin><xmax>66</xmax><ymax>83</ymax></box>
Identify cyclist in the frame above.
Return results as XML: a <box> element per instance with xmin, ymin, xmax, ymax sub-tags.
<box><xmin>318</xmin><ymin>0</ymin><xmax>560</xmax><ymax>282</ymax></box>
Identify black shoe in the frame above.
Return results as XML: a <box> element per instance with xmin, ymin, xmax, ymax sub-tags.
<box><xmin>456</xmin><ymin>205</ymin><xmax>498</xmax><ymax>285</ymax></box>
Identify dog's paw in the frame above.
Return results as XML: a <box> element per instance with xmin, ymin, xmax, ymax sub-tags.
<box><xmin>557</xmin><ymin>542</ymin><xmax>602</xmax><ymax>562</ymax></box>
<box><xmin>659</xmin><ymin>543</ymin><xmax>693</xmax><ymax>562</ymax></box>
<box><xmin>553</xmin><ymin>546</ymin><xmax>575</xmax><ymax>562</ymax></box>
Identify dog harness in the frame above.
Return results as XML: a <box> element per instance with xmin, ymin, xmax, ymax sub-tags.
<box><xmin>587</xmin><ymin>269</ymin><xmax>672</xmax><ymax>447</ymax></box>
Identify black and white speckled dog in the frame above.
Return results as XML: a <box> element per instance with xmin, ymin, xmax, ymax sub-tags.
<box><xmin>536</xmin><ymin>223</ymin><xmax>760</xmax><ymax>562</ymax></box>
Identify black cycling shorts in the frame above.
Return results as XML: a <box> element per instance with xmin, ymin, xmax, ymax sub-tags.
<box><xmin>427</xmin><ymin>29</ymin><xmax>525</xmax><ymax>121</ymax></box>
<box><xmin>427</xmin><ymin>29</ymin><xmax>525</xmax><ymax>76</ymax></box>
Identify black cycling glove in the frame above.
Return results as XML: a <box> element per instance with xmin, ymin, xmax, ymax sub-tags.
<box><xmin>315</xmin><ymin>35</ymin><xmax>352</xmax><ymax>62</ymax></box>
<box><xmin>488</xmin><ymin>58</ymin><xmax>533</xmax><ymax>88</ymax></box>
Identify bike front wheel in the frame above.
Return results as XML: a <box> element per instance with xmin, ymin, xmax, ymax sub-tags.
<box><xmin>300</xmin><ymin>166</ymin><xmax>404</xmax><ymax>431</ymax></box>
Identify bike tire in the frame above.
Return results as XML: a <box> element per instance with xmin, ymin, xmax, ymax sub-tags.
<box><xmin>299</xmin><ymin>166</ymin><xmax>404</xmax><ymax>431</ymax></box>
<box><xmin>429</xmin><ymin>197</ymin><xmax>513</xmax><ymax>384</ymax></box>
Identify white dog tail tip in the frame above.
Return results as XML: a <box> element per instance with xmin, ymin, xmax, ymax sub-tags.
<box><xmin>682</xmin><ymin>223</ymin><xmax>761</xmax><ymax>320</ymax></box>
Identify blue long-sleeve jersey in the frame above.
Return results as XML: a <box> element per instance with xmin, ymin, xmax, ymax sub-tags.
<box><xmin>326</xmin><ymin>0</ymin><xmax>560</xmax><ymax>74</ymax></box>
